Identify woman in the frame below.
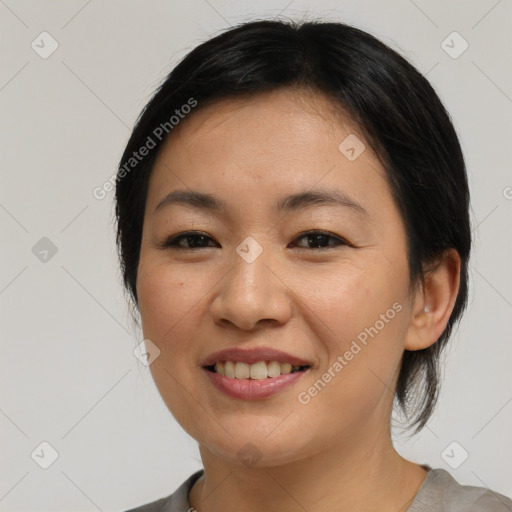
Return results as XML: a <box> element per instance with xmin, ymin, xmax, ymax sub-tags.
<box><xmin>116</xmin><ymin>19</ymin><xmax>511</xmax><ymax>512</ymax></box>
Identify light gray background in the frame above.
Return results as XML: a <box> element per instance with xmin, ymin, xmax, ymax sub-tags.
<box><xmin>1</xmin><ymin>1</ymin><xmax>511</xmax><ymax>510</ymax></box>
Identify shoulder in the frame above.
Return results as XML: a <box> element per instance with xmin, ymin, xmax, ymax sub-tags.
<box><xmin>124</xmin><ymin>495</ymin><xmax>169</xmax><ymax>512</ymax></box>
<box><xmin>122</xmin><ymin>470</ymin><xmax>204</xmax><ymax>512</ymax></box>
<box><xmin>409</xmin><ymin>468</ymin><xmax>512</xmax><ymax>512</ymax></box>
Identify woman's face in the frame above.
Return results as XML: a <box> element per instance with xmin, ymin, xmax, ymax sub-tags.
<box><xmin>136</xmin><ymin>88</ymin><xmax>418</xmax><ymax>466</ymax></box>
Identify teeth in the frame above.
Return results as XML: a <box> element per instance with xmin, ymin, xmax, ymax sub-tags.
<box><xmin>224</xmin><ymin>361</ymin><xmax>235</xmax><ymax>378</ymax></box>
<box><xmin>211</xmin><ymin>360</ymin><xmax>306</xmax><ymax>379</ymax></box>
<box><xmin>235</xmin><ymin>362</ymin><xmax>250</xmax><ymax>379</ymax></box>
<box><xmin>249</xmin><ymin>361</ymin><xmax>267</xmax><ymax>380</ymax></box>
<box><xmin>267</xmin><ymin>361</ymin><xmax>281</xmax><ymax>378</ymax></box>
<box><xmin>280</xmin><ymin>363</ymin><xmax>292</xmax><ymax>374</ymax></box>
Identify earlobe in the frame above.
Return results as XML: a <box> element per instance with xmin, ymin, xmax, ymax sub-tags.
<box><xmin>405</xmin><ymin>249</ymin><xmax>461</xmax><ymax>351</ymax></box>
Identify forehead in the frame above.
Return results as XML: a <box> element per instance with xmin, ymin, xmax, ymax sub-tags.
<box><xmin>146</xmin><ymin>88</ymin><xmax>389</xmax><ymax>214</ymax></box>
<box><xmin>166</xmin><ymin>88</ymin><xmax>360</xmax><ymax>155</ymax></box>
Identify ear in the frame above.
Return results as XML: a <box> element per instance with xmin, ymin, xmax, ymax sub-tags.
<box><xmin>405</xmin><ymin>249</ymin><xmax>461</xmax><ymax>351</ymax></box>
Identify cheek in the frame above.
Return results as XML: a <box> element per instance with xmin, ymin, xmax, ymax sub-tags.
<box><xmin>137</xmin><ymin>262</ymin><xmax>203</xmax><ymax>343</ymax></box>
<box><xmin>302</xmin><ymin>255</ymin><xmax>409</xmax><ymax>340</ymax></box>
<box><xmin>294</xmin><ymin>257</ymin><xmax>409</xmax><ymax>416</ymax></box>
<box><xmin>137</xmin><ymin>263</ymin><xmax>208</xmax><ymax>431</ymax></box>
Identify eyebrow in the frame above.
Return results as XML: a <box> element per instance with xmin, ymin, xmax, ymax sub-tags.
<box><xmin>154</xmin><ymin>188</ymin><xmax>366</xmax><ymax>215</ymax></box>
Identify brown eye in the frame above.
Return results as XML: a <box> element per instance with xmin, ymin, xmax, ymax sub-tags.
<box><xmin>160</xmin><ymin>232</ymin><xmax>219</xmax><ymax>250</ymax></box>
<box><xmin>290</xmin><ymin>230</ymin><xmax>349</xmax><ymax>250</ymax></box>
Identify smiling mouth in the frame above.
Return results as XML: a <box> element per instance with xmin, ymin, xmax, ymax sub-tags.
<box><xmin>204</xmin><ymin>361</ymin><xmax>311</xmax><ymax>379</ymax></box>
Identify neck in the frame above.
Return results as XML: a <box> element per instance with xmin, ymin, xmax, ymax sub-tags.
<box><xmin>189</xmin><ymin>423</ymin><xmax>427</xmax><ymax>512</ymax></box>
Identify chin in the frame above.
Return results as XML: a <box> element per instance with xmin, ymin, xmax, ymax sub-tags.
<box><xmin>194</xmin><ymin>420</ymin><xmax>318</xmax><ymax>468</ymax></box>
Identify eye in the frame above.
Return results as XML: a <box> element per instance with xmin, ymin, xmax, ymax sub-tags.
<box><xmin>160</xmin><ymin>230</ymin><xmax>349</xmax><ymax>251</ymax></box>
<box><xmin>289</xmin><ymin>230</ymin><xmax>349</xmax><ymax>250</ymax></box>
<box><xmin>160</xmin><ymin>231</ymin><xmax>219</xmax><ymax>250</ymax></box>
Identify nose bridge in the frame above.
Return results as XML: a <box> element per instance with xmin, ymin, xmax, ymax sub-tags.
<box><xmin>233</xmin><ymin>236</ymin><xmax>273</xmax><ymax>295</ymax></box>
<box><xmin>211</xmin><ymin>235</ymin><xmax>291</xmax><ymax>329</ymax></box>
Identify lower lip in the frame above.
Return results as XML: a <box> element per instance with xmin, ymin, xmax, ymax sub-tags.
<box><xmin>203</xmin><ymin>368</ymin><xmax>308</xmax><ymax>400</ymax></box>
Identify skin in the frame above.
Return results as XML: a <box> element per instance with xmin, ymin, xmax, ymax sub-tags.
<box><xmin>136</xmin><ymin>87</ymin><xmax>461</xmax><ymax>512</ymax></box>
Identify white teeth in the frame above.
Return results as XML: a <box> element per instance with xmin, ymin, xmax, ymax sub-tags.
<box><xmin>224</xmin><ymin>361</ymin><xmax>235</xmax><ymax>378</ymax></box>
<box><xmin>211</xmin><ymin>360</ymin><xmax>306</xmax><ymax>379</ymax></box>
<box><xmin>234</xmin><ymin>362</ymin><xmax>250</xmax><ymax>379</ymax></box>
<box><xmin>249</xmin><ymin>361</ymin><xmax>268</xmax><ymax>380</ymax></box>
<box><xmin>267</xmin><ymin>361</ymin><xmax>281</xmax><ymax>378</ymax></box>
<box><xmin>280</xmin><ymin>363</ymin><xmax>292</xmax><ymax>374</ymax></box>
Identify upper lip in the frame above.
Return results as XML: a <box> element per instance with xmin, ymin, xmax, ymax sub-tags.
<box><xmin>200</xmin><ymin>347</ymin><xmax>312</xmax><ymax>367</ymax></box>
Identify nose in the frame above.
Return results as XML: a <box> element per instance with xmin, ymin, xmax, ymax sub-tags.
<box><xmin>209</xmin><ymin>243</ymin><xmax>293</xmax><ymax>331</ymax></box>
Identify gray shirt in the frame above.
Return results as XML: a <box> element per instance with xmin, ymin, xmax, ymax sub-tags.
<box><xmin>124</xmin><ymin>467</ymin><xmax>512</xmax><ymax>512</ymax></box>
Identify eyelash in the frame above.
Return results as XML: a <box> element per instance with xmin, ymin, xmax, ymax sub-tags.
<box><xmin>159</xmin><ymin>230</ymin><xmax>350</xmax><ymax>251</ymax></box>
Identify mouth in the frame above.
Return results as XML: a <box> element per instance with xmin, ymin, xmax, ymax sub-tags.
<box><xmin>203</xmin><ymin>361</ymin><xmax>311</xmax><ymax>379</ymax></box>
<box><xmin>200</xmin><ymin>347</ymin><xmax>313</xmax><ymax>399</ymax></box>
